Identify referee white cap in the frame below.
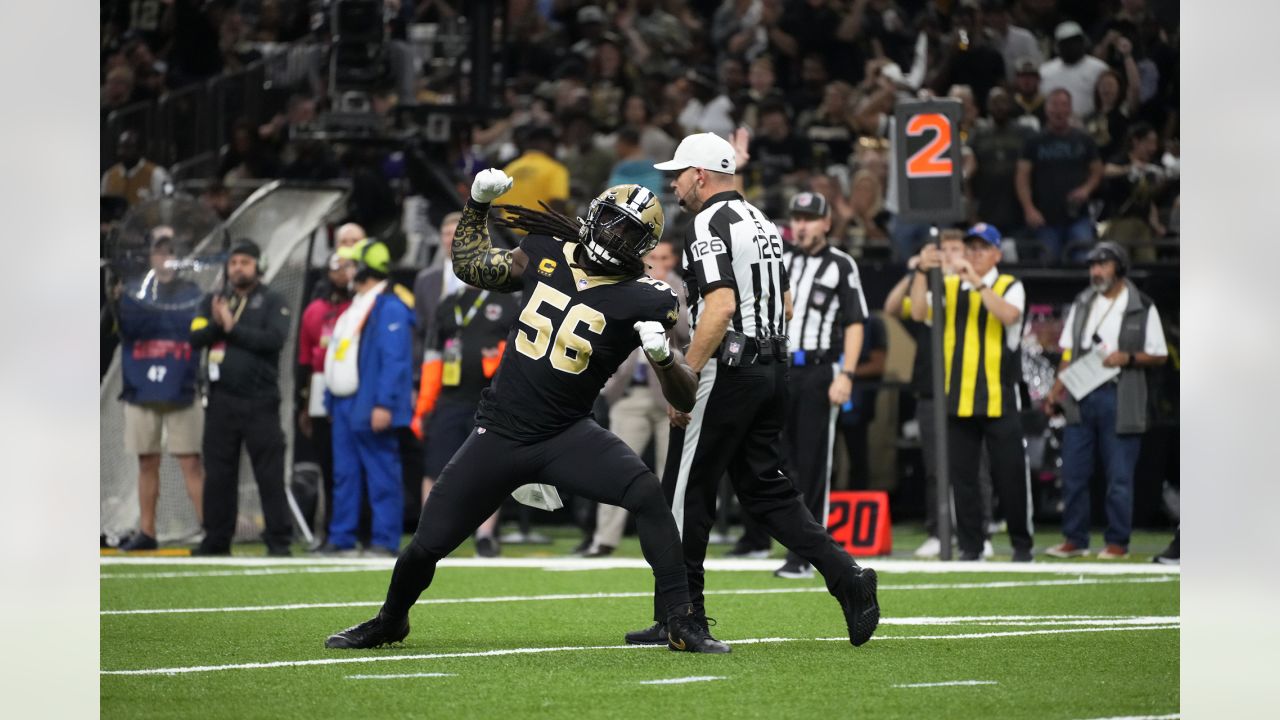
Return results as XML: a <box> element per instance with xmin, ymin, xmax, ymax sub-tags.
<box><xmin>654</xmin><ymin>133</ymin><xmax>736</xmax><ymax>174</ymax></box>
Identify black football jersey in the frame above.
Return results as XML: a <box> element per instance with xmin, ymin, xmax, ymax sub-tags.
<box><xmin>476</xmin><ymin>234</ymin><xmax>679</xmax><ymax>442</ymax></box>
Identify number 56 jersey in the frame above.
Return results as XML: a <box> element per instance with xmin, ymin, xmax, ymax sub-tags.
<box><xmin>475</xmin><ymin>233</ymin><xmax>679</xmax><ymax>442</ymax></box>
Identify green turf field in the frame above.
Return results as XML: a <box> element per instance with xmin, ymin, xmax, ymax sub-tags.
<box><xmin>101</xmin><ymin>526</ymin><xmax>1179</xmax><ymax>719</ymax></box>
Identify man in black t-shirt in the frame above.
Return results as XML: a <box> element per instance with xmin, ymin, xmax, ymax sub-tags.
<box><xmin>970</xmin><ymin>88</ymin><xmax>1035</xmax><ymax>235</ymax></box>
<box><xmin>326</xmin><ymin>175</ymin><xmax>730</xmax><ymax>654</ymax></box>
<box><xmin>1016</xmin><ymin>89</ymin><xmax>1103</xmax><ymax>264</ymax></box>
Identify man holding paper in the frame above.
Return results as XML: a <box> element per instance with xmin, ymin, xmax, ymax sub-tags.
<box><xmin>1046</xmin><ymin>242</ymin><xmax>1168</xmax><ymax>559</ymax></box>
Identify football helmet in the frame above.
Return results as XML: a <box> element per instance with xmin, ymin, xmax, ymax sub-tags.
<box><xmin>579</xmin><ymin>184</ymin><xmax>664</xmax><ymax>273</ymax></box>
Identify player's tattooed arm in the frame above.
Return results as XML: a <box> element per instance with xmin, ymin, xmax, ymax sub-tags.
<box><xmin>453</xmin><ymin>201</ymin><xmax>528</xmax><ymax>293</ymax></box>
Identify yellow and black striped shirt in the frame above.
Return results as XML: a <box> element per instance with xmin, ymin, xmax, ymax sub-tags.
<box><xmin>942</xmin><ymin>273</ymin><xmax>1021</xmax><ymax>418</ymax></box>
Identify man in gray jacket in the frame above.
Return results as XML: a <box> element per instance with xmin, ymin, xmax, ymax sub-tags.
<box><xmin>1046</xmin><ymin>242</ymin><xmax>1168</xmax><ymax>559</ymax></box>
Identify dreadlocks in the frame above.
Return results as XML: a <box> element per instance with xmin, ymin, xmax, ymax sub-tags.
<box><xmin>493</xmin><ymin>202</ymin><xmax>582</xmax><ymax>242</ymax></box>
<box><xmin>493</xmin><ymin>202</ymin><xmax>645</xmax><ymax>276</ymax></box>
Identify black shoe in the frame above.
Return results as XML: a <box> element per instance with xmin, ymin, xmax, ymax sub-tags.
<box><xmin>119</xmin><ymin>532</ymin><xmax>158</xmax><ymax>552</ymax></box>
<box><xmin>475</xmin><ymin>536</ymin><xmax>499</xmax><ymax>558</ymax></box>
<box><xmin>570</xmin><ymin>537</ymin><xmax>592</xmax><ymax>555</ymax></box>
<box><xmin>191</xmin><ymin>542</ymin><xmax>230</xmax><ymax>557</ymax></box>
<box><xmin>833</xmin><ymin>566</ymin><xmax>880</xmax><ymax>647</ymax></box>
<box><xmin>724</xmin><ymin>539</ymin><xmax>770</xmax><ymax>559</ymax></box>
<box><xmin>773</xmin><ymin>559</ymin><xmax>814</xmax><ymax>579</ymax></box>
<box><xmin>957</xmin><ymin>550</ymin><xmax>984</xmax><ymax>561</ymax></box>
<box><xmin>1011</xmin><ymin>548</ymin><xmax>1034</xmax><ymax>563</ymax></box>
<box><xmin>267</xmin><ymin>545</ymin><xmax>292</xmax><ymax>557</ymax></box>
<box><xmin>325</xmin><ymin>613</ymin><xmax>410</xmax><ymax>649</ymax></box>
<box><xmin>583</xmin><ymin>544</ymin><xmax>614</xmax><ymax>558</ymax></box>
<box><xmin>666</xmin><ymin>610</ymin><xmax>731</xmax><ymax>654</ymax></box>
<box><xmin>624</xmin><ymin>621</ymin><xmax>668</xmax><ymax>645</ymax></box>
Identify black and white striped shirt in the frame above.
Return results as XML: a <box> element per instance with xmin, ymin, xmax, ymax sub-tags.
<box><xmin>681</xmin><ymin>191</ymin><xmax>789</xmax><ymax>339</ymax></box>
<box><xmin>784</xmin><ymin>244</ymin><xmax>867</xmax><ymax>353</ymax></box>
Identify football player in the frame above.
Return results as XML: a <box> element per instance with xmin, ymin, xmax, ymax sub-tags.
<box><xmin>325</xmin><ymin>171</ymin><xmax>730</xmax><ymax>653</ymax></box>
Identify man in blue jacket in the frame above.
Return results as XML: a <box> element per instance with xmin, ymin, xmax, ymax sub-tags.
<box><xmin>321</xmin><ymin>239</ymin><xmax>415</xmax><ymax>556</ymax></box>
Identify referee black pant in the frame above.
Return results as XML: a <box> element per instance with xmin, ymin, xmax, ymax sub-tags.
<box><xmin>654</xmin><ymin>358</ymin><xmax>859</xmax><ymax>621</ymax></box>
<box><xmin>200</xmin><ymin>391</ymin><xmax>294</xmax><ymax>553</ymax></box>
<box><xmin>780</xmin><ymin>362</ymin><xmax>840</xmax><ymax>567</ymax></box>
<box><xmin>948</xmin><ymin>412</ymin><xmax>1033</xmax><ymax>555</ymax></box>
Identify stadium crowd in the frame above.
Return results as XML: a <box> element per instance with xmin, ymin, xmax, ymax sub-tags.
<box><xmin>102</xmin><ymin>0</ymin><xmax>1180</xmax><ymax>563</ymax></box>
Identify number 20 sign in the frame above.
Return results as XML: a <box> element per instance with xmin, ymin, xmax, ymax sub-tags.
<box><xmin>893</xmin><ymin>99</ymin><xmax>964</xmax><ymax>224</ymax></box>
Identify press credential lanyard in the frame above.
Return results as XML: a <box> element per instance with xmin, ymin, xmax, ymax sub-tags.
<box><xmin>443</xmin><ymin>291</ymin><xmax>489</xmax><ymax>386</ymax></box>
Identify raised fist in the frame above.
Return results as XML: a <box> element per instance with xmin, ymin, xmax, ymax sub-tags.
<box><xmin>634</xmin><ymin>321</ymin><xmax>671</xmax><ymax>364</ymax></box>
<box><xmin>471</xmin><ymin>168</ymin><xmax>514</xmax><ymax>203</ymax></box>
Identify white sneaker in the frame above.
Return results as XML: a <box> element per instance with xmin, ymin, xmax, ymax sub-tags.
<box><xmin>913</xmin><ymin>536</ymin><xmax>942</xmax><ymax>558</ymax></box>
<box><xmin>982</xmin><ymin>539</ymin><xmax>994</xmax><ymax>559</ymax></box>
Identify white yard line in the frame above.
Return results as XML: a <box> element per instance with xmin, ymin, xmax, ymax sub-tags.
<box><xmin>100</xmin><ymin>625</ymin><xmax>1177</xmax><ymax>677</ymax></box>
<box><xmin>1071</xmin><ymin>715</ymin><xmax>1178</xmax><ymax>720</ymax></box>
<box><xmin>101</xmin><ymin>577</ymin><xmax>1176</xmax><ymax>616</ymax></box>
<box><xmin>638</xmin><ymin>676</ymin><xmax>726</xmax><ymax>685</ymax></box>
<box><xmin>345</xmin><ymin>673</ymin><xmax>454</xmax><ymax>680</ymax></box>
<box><xmin>893</xmin><ymin>680</ymin><xmax>998</xmax><ymax>688</ymax></box>
<box><xmin>99</xmin><ymin>555</ymin><xmax>1180</xmax><ymax>577</ymax></box>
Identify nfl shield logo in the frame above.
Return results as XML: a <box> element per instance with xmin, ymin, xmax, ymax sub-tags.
<box><xmin>477</xmin><ymin>427</ymin><xmax>487</xmax><ymax>435</ymax></box>
<box><xmin>485</xmin><ymin>303</ymin><xmax>502</xmax><ymax>321</ymax></box>
<box><xmin>578</xmin><ymin>279</ymin><xmax>588</xmax><ymax>289</ymax></box>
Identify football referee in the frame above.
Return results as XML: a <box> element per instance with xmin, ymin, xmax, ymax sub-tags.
<box><xmin>773</xmin><ymin>191</ymin><xmax>868</xmax><ymax>579</ymax></box>
<box><xmin>626</xmin><ymin>133</ymin><xmax>880</xmax><ymax>648</ymax></box>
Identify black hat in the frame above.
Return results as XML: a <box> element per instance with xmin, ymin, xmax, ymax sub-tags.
<box><xmin>1086</xmin><ymin>241</ymin><xmax>1130</xmax><ymax>274</ymax></box>
<box><xmin>229</xmin><ymin>239</ymin><xmax>262</xmax><ymax>262</ymax></box>
<box><xmin>788</xmin><ymin>191</ymin><xmax>829</xmax><ymax>218</ymax></box>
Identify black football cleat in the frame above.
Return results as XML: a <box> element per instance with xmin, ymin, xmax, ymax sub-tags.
<box><xmin>325</xmin><ymin>613</ymin><xmax>410</xmax><ymax>650</ymax></box>
<box><xmin>833</xmin><ymin>566</ymin><xmax>880</xmax><ymax>647</ymax></box>
<box><xmin>624</xmin><ymin>621</ymin><xmax>668</xmax><ymax>646</ymax></box>
<box><xmin>666</xmin><ymin>612</ymin><xmax>731</xmax><ymax>654</ymax></box>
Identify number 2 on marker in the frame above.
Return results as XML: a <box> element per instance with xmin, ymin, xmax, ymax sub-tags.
<box><xmin>905</xmin><ymin>113</ymin><xmax>953</xmax><ymax>178</ymax></box>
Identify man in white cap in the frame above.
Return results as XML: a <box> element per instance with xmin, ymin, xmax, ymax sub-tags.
<box><xmin>623</xmin><ymin>132</ymin><xmax>881</xmax><ymax>650</ymax></box>
<box><xmin>1038</xmin><ymin>21</ymin><xmax>1109</xmax><ymax>119</ymax></box>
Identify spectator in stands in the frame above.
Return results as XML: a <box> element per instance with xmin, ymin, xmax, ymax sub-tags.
<box><xmin>1016</xmin><ymin>89</ymin><xmax>1103</xmax><ymax>264</ymax></box>
<box><xmin>587</xmin><ymin>237</ymin><xmax>688</xmax><ymax>558</ymax></box>
<box><xmin>739</xmin><ymin>55</ymin><xmax>781</xmax><ymax>130</ymax></box>
<box><xmin>677</xmin><ymin>68</ymin><xmax>735</xmax><ymax>138</ymax></box>
<box><xmin>619</xmin><ymin>94</ymin><xmax>677</xmax><ymax>163</ymax></box>
<box><xmin>199</xmin><ymin>181</ymin><xmax>233</xmax><ymax>220</ymax></box>
<box><xmin>847</xmin><ymin>169</ymin><xmax>891</xmax><ymax>247</ymax></box>
<box><xmin>718</xmin><ymin>55</ymin><xmax>749</xmax><ymax>100</ymax></box>
<box><xmin>1011</xmin><ymin>58</ymin><xmax>1046</xmax><ymax>130</ymax></box>
<box><xmin>1046</xmin><ymin>242</ymin><xmax>1168</xmax><ymax>560</ymax></box>
<box><xmin>296</xmin><ymin>251</ymin><xmax>355</xmax><ymax>547</ymax></box>
<box><xmin>102</xmin><ymin>130</ymin><xmax>171</xmax><ymax>208</ymax></box>
<box><xmin>927</xmin><ymin>1</ymin><xmax>1005</xmax><ymax>114</ymax></box>
<box><xmin>629</xmin><ymin>0</ymin><xmax>692</xmax><ymax>60</ymax></box>
<box><xmin>799</xmin><ymin>80</ymin><xmax>857</xmax><ymax>170</ymax></box>
<box><xmin>772</xmin><ymin>0</ymin><xmax>868</xmax><ymax>88</ymax></box>
<box><xmin>191</xmin><ymin>239</ymin><xmax>294</xmax><ymax>556</ymax></box>
<box><xmin>501</xmin><ymin>125</ymin><xmax>571</xmax><ymax>216</ymax></box>
<box><xmin>748</xmin><ymin>102</ymin><xmax>811</xmax><ymax>212</ymax></box>
<box><xmin>969</xmin><ymin>87</ymin><xmax>1034</xmax><ymax>236</ymax></box>
<box><xmin>561</xmin><ymin>113</ymin><xmax>617</xmax><ymax>214</ymax></box>
<box><xmin>570</xmin><ymin>5</ymin><xmax>608</xmax><ymax>62</ymax></box>
<box><xmin>984</xmin><ymin>0</ymin><xmax>1042</xmax><ymax>82</ymax></box>
<box><xmin>793</xmin><ymin>54</ymin><xmax>832</xmax><ymax>117</ymax></box>
<box><xmin>219</xmin><ymin>118</ymin><xmax>280</xmax><ymax>183</ymax></box>
<box><xmin>321</xmin><ymin>240</ymin><xmax>415</xmax><ymax>557</ymax></box>
<box><xmin>608</xmin><ymin>127</ymin><xmax>665</xmax><ymax>196</ymax></box>
<box><xmin>101</xmin><ymin>66</ymin><xmax>136</xmax><ymax>112</ymax></box>
<box><xmin>712</xmin><ymin>0</ymin><xmax>768</xmax><ymax>64</ymax></box>
<box><xmin>114</xmin><ymin>227</ymin><xmax>206</xmax><ymax>551</ymax></box>
<box><xmin>1085</xmin><ymin>64</ymin><xmax>1140</xmax><ymax>162</ymax></box>
<box><xmin>585</xmin><ymin>34</ymin><xmax>634</xmax><ymax>131</ymax></box>
<box><xmin>1099</xmin><ymin>123</ymin><xmax>1168</xmax><ymax>261</ymax></box>
<box><xmin>1039</xmin><ymin>22</ymin><xmax>1109</xmax><ymax>120</ymax></box>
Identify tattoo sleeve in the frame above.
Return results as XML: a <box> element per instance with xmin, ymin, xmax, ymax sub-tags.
<box><xmin>453</xmin><ymin>201</ymin><xmax>524</xmax><ymax>293</ymax></box>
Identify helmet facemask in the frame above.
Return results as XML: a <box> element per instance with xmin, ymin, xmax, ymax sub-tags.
<box><xmin>579</xmin><ymin>188</ymin><xmax>662</xmax><ymax>275</ymax></box>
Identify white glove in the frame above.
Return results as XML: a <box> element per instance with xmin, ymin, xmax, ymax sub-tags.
<box><xmin>471</xmin><ymin>168</ymin><xmax>513</xmax><ymax>203</ymax></box>
<box><xmin>634</xmin><ymin>321</ymin><xmax>671</xmax><ymax>364</ymax></box>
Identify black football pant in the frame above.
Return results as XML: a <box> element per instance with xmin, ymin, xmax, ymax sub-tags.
<box><xmin>654</xmin><ymin>359</ymin><xmax>859</xmax><ymax>621</ymax></box>
<box><xmin>381</xmin><ymin>418</ymin><xmax>691</xmax><ymax>620</ymax></box>
<box><xmin>200</xmin><ymin>392</ymin><xmax>294</xmax><ymax>552</ymax></box>
<box><xmin>948</xmin><ymin>413</ymin><xmax>1033</xmax><ymax>555</ymax></box>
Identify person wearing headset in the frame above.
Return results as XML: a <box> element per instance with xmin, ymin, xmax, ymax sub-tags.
<box><xmin>1046</xmin><ymin>241</ymin><xmax>1168</xmax><ymax>560</ymax></box>
<box><xmin>318</xmin><ymin>239</ymin><xmax>417</xmax><ymax>558</ymax></box>
<box><xmin>190</xmin><ymin>239</ymin><xmax>295</xmax><ymax>556</ymax></box>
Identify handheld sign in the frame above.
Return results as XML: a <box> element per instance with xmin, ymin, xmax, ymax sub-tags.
<box><xmin>891</xmin><ymin>99</ymin><xmax>965</xmax><ymax>225</ymax></box>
